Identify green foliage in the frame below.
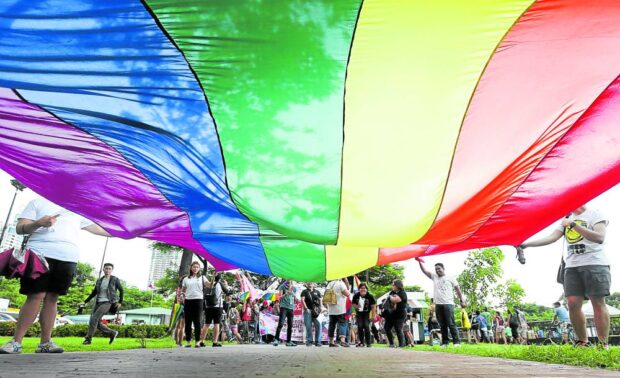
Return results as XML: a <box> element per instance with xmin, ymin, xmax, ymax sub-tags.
<box><xmin>607</xmin><ymin>292</ymin><xmax>620</xmax><ymax>309</ymax></box>
<box><xmin>403</xmin><ymin>285</ymin><xmax>424</xmax><ymax>293</ymax></box>
<box><xmin>154</xmin><ymin>268</ymin><xmax>180</xmax><ymax>297</ymax></box>
<box><xmin>520</xmin><ymin>302</ymin><xmax>555</xmax><ymax>322</ymax></box>
<box><xmin>121</xmin><ymin>286</ymin><xmax>168</xmax><ymax>310</ymax></box>
<box><xmin>494</xmin><ymin>279</ymin><xmax>526</xmax><ymax>311</ymax></box>
<box><xmin>414</xmin><ymin>344</ymin><xmax>620</xmax><ymax>371</ymax></box>
<box><xmin>365</xmin><ymin>264</ymin><xmax>405</xmax><ymax>296</ymax></box>
<box><xmin>0</xmin><ymin>336</ymin><xmax>176</xmax><ymax>353</ymax></box>
<box><xmin>0</xmin><ymin>277</ymin><xmax>25</xmax><ymax>308</ymax></box>
<box><xmin>456</xmin><ymin>247</ymin><xmax>504</xmax><ymax>310</ymax></box>
<box><xmin>0</xmin><ymin>321</ymin><xmax>41</xmax><ymax>337</ymax></box>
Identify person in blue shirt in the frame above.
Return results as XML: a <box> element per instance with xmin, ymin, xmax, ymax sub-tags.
<box><xmin>553</xmin><ymin>301</ymin><xmax>570</xmax><ymax>344</ymax></box>
<box><xmin>474</xmin><ymin>311</ymin><xmax>489</xmax><ymax>343</ymax></box>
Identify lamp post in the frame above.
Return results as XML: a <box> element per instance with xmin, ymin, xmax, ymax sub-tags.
<box><xmin>0</xmin><ymin>179</ymin><xmax>26</xmax><ymax>245</ymax></box>
<box><xmin>97</xmin><ymin>237</ymin><xmax>109</xmax><ymax>278</ymax></box>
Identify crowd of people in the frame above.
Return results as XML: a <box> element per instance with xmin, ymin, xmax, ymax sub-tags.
<box><xmin>0</xmin><ymin>196</ymin><xmax>613</xmax><ymax>354</ymax></box>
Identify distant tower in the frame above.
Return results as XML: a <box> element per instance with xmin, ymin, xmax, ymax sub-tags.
<box><xmin>148</xmin><ymin>248</ymin><xmax>182</xmax><ymax>286</ymax></box>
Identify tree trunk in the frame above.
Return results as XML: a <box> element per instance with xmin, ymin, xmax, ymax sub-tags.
<box><xmin>178</xmin><ymin>248</ymin><xmax>193</xmax><ymax>279</ymax></box>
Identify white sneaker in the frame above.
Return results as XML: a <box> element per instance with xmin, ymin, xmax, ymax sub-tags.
<box><xmin>0</xmin><ymin>340</ymin><xmax>23</xmax><ymax>354</ymax></box>
<box><xmin>35</xmin><ymin>340</ymin><xmax>64</xmax><ymax>353</ymax></box>
<box><xmin>453</xmin><ymin>343</ymin><xmax>461</xmax><ymax>348</ymax></box>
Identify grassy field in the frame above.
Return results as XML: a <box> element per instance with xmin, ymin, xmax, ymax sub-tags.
<box><xmin>411</xmin><ymin>343</ymin><xmax>620</xmax><ymax>371</ymax></box>
<box><xmin>0</xmin><ymin>336</ymin><xmax>177</xmax><ymax>353</ymax></box>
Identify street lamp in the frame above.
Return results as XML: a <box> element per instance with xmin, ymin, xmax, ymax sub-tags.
<box><xmin>0</xmin><ymin>179</ymin><xmax>26</xmax><ymax>245</ymax></box>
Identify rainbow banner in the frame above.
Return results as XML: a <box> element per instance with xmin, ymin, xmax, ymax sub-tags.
<box><xmin>0</xmin><ymin>1</ymin><xmax>618</xmax><ymax>281</ymax></box>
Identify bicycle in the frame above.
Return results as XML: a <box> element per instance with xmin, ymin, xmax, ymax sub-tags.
<box><xmin>541</xmin><ymin>322</ymin><xmax>577</xmax><ymax>346</ymax></box>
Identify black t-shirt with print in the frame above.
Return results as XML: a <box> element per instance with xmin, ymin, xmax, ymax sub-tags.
<box><xmin>390</xmin><ymin>290</ymin><xmax>408</xmax><ymax>315</ymax></box>
<box><xmin>301</xmin><ymin>288</ymin><xmax>321</xmax><ymax>309</ymax></box>
<box><xmin>352</xmin><ymin>292</ymin><xmax>376</xmax><ymax>312</ymax></box>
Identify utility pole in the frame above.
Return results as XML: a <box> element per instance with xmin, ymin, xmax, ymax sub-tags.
<box><xmin>0</xmin><ymin>179</ymin><xmax>26</xmax><ymax>245</ymax></box>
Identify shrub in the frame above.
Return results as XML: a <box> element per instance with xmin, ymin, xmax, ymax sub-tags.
<box><xmin>0</xmin><ymin>322</ymin><xmax>41</xmax><ymax>337</ymax></box>
<box><xmin>1</xmin><ymin>322</ymin><xmax>169</xmax><ymax>338</ymax></box>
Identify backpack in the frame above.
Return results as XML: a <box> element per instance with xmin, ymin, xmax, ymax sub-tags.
<box><xmin>323</xmin><ymin>282</ymin><xmax>337</xmax><ymax>305</ymax></box>
<box><xmin>203</xmin><ymin>275</ymin><xmax>219</xmax><ymax>307</ymax></box>
<box><xmin>310</xmin><ymin>290</ymin><xmax>322</xmax><ymax>318</ymax></box>
<box><xmin>380</xmin><ymin>297</ymin><xmax>395</xmax><ymax>318</ymax></box>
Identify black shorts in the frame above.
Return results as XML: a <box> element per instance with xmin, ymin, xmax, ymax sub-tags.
<box><xmin>204</xmin><ymin>307</ymin><xmax>223</xmax><ymax>325</ymax></box>
<box><xmin>564</xmin><ymin>265</ymin><xmax>611</xmax><ymax>299</ymax></box>
<box><xmin>20</xmin><ymin>257</ymin><xmax>76</xmax><ymax>296</ymax></box>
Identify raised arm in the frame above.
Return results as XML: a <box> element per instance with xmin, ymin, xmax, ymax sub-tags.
<box><xmin>520</xmin><ymin>229</ymin><xmax>563</xmax><ymax>248</ymax></box>
<box><xmin>416</xmin><ymin>258</ymin><xmax>432</xmax><ymax>279</ymax></box>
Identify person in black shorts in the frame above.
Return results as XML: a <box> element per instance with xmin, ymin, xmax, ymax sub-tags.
<box><xmin>519</xmin><ymin>204</ymin><xmax>611</xmax><ymax>349</ymax></box>
<box><xmin>202</xmin><ymin>273</ymin><xmax>230</xmax><ymax>347</ymax></box>
<box><xmin>0</xmin><ymin>197</ymin><xmax>109</xmax><ymax>354</ymax></box>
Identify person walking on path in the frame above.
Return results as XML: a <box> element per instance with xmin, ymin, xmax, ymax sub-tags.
<box><xmin>180</xmin><ymin>262</ymin><xmax>205</xmax><ymax>348</ymax></box>
<box><xmin>326</xmin><ymin>278</ymin><xmax>351</xmax><ymax>347</ymax></box>
<box><xmin>203</xmin><ymin>273</ymin><xmax>230</xmax><ymax>347</ymax></box>
<box><xmin>273</xmin><ymin>280</ymin><xmax>297</xmax><ymax>347</ymax></box>
<box><xmin>0</xmin><ymin>197</ymin><xmax>109</xmax><ymax>355</ymax></box>
<box><xmin>352</xmin><ymin>283</ymin><xmax>376</xmax><ymax>347</ymax></box>
<box><xmin>417</xmin><ymin>258</ymin><xmax>466</xmax><ymax>347</ymax></box>
<box><xmin>82</xmin><ymin>263</ymin><xmax>123</xmax><ymax>345</ymax></box>
<box><xmin>383</xmin><ymin>279</ymin><xmax>407</xmax><ymax>348</ymax></box>
<box><xmin>518</xmin><ymin>204</ymin><xmax>610</xmax><ymax>348</ymax></box>
<box><xmin>493</xmin><ymin>311</ymin><xmax>507</xmax><ymax>344</ymax></box>
<box><xmin>301</xmin><ymin>282</ymin><xmax>323</xmax><ymax>347</ymax></box>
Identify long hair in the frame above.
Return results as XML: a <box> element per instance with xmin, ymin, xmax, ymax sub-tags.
<box><xmin>392</xmin><ymin>279</ymin><xmax>404</xmax><ymax>291</ymax></box>
<box><xmin>188</xmin><ymin>261</ymin><xmax>202</xmax><ymax>278</ymax></box>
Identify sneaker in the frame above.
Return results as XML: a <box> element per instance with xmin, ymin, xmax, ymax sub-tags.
<box><xmin>35</xmin><ymin>340</ymin><xmax>64</xmax><ymax>353</ymax></box>
<box><xmin>272</xmin><ymin>340</ymin><xmax>279</xmax><ymax>347</ymax></box>
<box><xmin>453</xmin><ymin>343</ymin><xmax>461</xmax><ymax>348</ymax></box>
<box><xmin>329</xmin><ymin>343</ymin><xmax>339</xmax><ymax>347</ymax></box>
<box><xmin>286</xmin><ymin>342</ymin><xmax>297</xmax><ymax>347</ymax></box>
<box><xmin>440</xmin><ymin>344</ymin><xmax>448</xmax><ymax>348</ymax></box>
<box><xmin>184</xmin><ymin>344</ymin><xmax>192</xmax><ymax>348</ymax></box>
<box><xmin>0</xmin><ymin>340</ymin><xmax>22</xmax><ymax>354</ymax></box>
<box><xmin>212</xmin><ymin>343</ymin><xmax>223</xmax><ymax>347</ymax></box>
<box><xmin>199</xmin><ymin>341</ymin><xmax>206</xmax><ymax>347</ymax></box>
<box><xmin>339</xmin><ymin>341</ymin><xmax>350</xmax><ymax>348</ymax></box>
<box><xmin>574</xmin><ymin>340</ymin><xmax>593</xmax><ymax>348</ymax></box>
<box><xmin>109</xmin><ymin>331</ymin><xmax>119</xmax><ymax>345</ymax></box>
<box><xmin>366</xmin><ymin>343</ymin><xmax>372</xmax><ymax>348</ymax></box>
<box><xmin>82</xmin><ymin>339</ymin><xmax>91</xmax><ymax>345</ymax></box>
<box><xmin>314</xmin><ymin>342</ymin><xmax>322</xmax><ymax>347</ymax></box>
<box><xmin>356</xmin><ymin>343</ymin><xmax>365</xmax><ymax>347</ymax></box>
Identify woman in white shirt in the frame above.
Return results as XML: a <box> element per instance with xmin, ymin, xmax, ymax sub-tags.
<box><xmin>181</xmin><ymin>262</ymin><xmax>205</xmax><ymax>348</ymax></box>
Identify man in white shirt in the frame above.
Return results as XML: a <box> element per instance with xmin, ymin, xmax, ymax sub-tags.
<box><xmin>417</xmin><ymin>258</ymin><xmax>466</xmax><ymax>347</ymax></box>
<box><xmin>0</xmin><ymin>197</ymin><xmax>109</xmax><ymax>354</ymax></box>
<box><xmin>519</xmin><ymin>204</ymin><xmax>610</xmax><ymax>348</ymax></box>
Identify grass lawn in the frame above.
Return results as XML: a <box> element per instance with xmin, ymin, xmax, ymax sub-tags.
<box><xmin>0</xmin><ymin>336</ymin><xmax>177</xmax><ymax>353</ymax></box>
<box><xmin>411</xmin><ymin>343</ymin><xmax>620</xmax><ymax>371</ymax></box>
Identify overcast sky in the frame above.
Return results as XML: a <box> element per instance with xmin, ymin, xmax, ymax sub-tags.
<box><xmin>0</xmin><ymin>170</ymin><xmax>617</xmax><ymax>306</ymax></box>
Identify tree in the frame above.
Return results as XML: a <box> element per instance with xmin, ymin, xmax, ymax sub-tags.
<box><xmin>154</xmin><ymin>268</ymin><xmax>180</xmax><ymax>297</ymax></box>
<box><xmin>365</xmin><ymin>264</ymin><xmax>405</xmax><ymax>296</ymax></box>
<box><xmin>607</xmin><ymin>292</ymin><xmax>620</xmax><ymax>309</ymax></box>
<box><xmin>494</xmin><ymin>279</ymin><xmax>526</xmax><ymax>311</ymax></box>
<box><xmin>520</xmin><ymin>302</ymin><xmax>554</xmax><ymax>322</ymax></box>
<box><xmin>57</xmin><ymin>262</ymin><xmax>97</xmax><ymax>315</ymax></box>
<box><xmin>0</xmin><ymin>277</ymin><xmax>25</xmax><ymax>308</ymax></box>
<box><xmin>456</xmin><ymin>247</ymin><xmax>504</xmax><ymax>311</ymax></box>
<box><xmin>121</xmin><ymin>286</ymin><xmax>168</xmax><ymax>310</ymax></box>
<box><xmin>403</xmin><ymin>285</ymin><xmax>424</xmax><ymax>293</ymax></box>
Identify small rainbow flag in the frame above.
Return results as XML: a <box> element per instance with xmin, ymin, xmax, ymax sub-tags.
<box><xmin>238</xmin><ymin>291</ymin><xmax>251</xmax><ymax>302</ymax></box>
<box><xmin>262</xmin><ymin>292</ymin><xmax>280</xmax><ymax>302</ymax></box>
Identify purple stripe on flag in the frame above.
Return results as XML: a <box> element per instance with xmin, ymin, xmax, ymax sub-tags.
<box><xmin>0</xmin><ymin>88</ymin><xmax>235</xmax><ymax>270</ymax></box>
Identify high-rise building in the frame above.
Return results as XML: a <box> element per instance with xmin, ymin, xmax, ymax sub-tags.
<box><xmin>0</xmin><ymin>218</ymin><xmax>24</xmax><ymax>251</ymax></box>
<box><xmin>148</xmin><ymin>248</ymin><xmax>182</xmax><ymax>286</ymax></box>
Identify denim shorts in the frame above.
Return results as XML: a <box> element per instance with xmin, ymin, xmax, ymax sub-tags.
<box><xmin>563</xmin><ymin>265</ymin><xmax>611</xmax><ymax>299</ymax></box>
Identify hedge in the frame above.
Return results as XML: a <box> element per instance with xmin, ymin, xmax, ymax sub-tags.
<box><xmin>0</xmin><ymin>322</ymin><xmax>168</xmax><ymax>339</ymax></box>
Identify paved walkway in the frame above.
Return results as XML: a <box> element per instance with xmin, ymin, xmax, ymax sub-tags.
<box><xmin>0</xmin><ymin>345</ymin><xmax>617</xmax><ymax>377</ymax></box>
